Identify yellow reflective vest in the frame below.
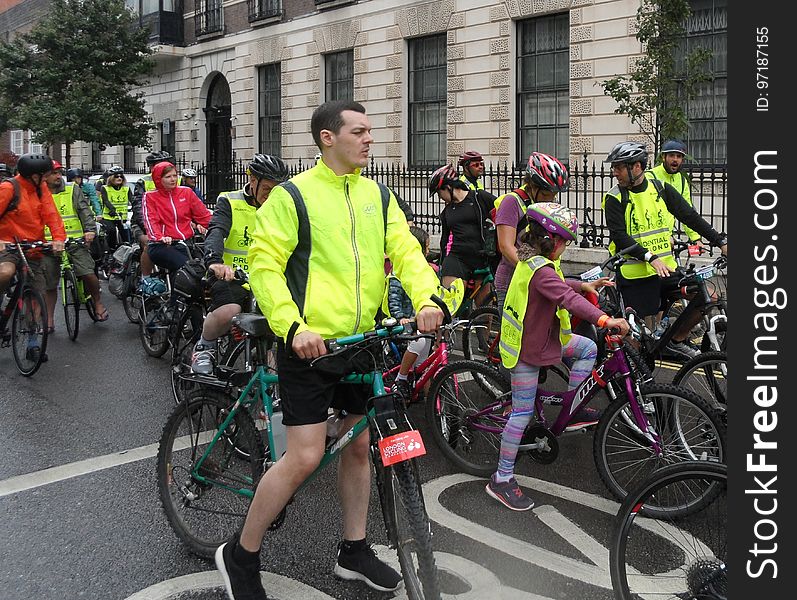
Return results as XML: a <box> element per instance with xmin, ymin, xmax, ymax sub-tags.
<box><xmin>646</xmin><ymin>164</ymin><xmax>698</xmax><ymax>241</ymax></box>
<box><xmin>45</xmin><ymin>183</ymin><xmax>82</xmax><ymax>240</ymax></box>
<box><xmin>459</xmin><ymin>174</ymin><xmax>484</xmax><ymax>192</ymax></box>
<box><xmin>499</xmin><ymin>255</ymin><xmax>572</xmax><ymax>369</ymax></box>
<box><xmin>220</xmin><ymin>191</ymin><xmax>257</xmax><ymax>272</ymax></box>
<box><xmin>103</xmin><ymin>185</ymin><xmax>129</xmax><ymax>221</ymax></box>
<box><xmin>248</xmin><ymin>159</ymin><xmax>441</xmax><ymax>341</ymax></box>
<box><xmin>604</xmin><ymin>182</ymin><xmax>678</xmax><ymax>279</ymax></box>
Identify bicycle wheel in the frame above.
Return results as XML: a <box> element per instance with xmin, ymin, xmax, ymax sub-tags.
<box><xmin>425</xmin><ymin>360</ymin><xmax>510</xmax><ymax>477</ymax></box>
<box><xmin>123</xmin><ymin>293</ymin><xmax>142</xmax><ymax>324</ymax></box>
<box><xmin>138</xmin><ymin>294</ymin><xmax>169</xmax><ymax>357</ymax></box>
<box><xmin>374</xmin><ymin>456</ymin><xmax>441</xmax><ymax>600</ymax></box>
<box><xmin>462</xmin><ymin>305</ymin><xmax>501</xmax><ymax>367</ymax></box>
<box><xmin>157</xmin><ymin>388</ymin><xmax>265</xmax><ymax>558</ymax></box>
<box><xmin>593</xmin><ymin>382</ymin><xmax>726</xmax><ymax>517</ymax></box>
<box><xmin>11</xmin><ymin>286</ymin><xmax>49</xmax><ymax>376</ymax></box>
<box><xmin>85</xmin><ymin>295</ymin><xmax>98</xmax><ymax>322</ymax></box>
<box><xmin>170</xmin><ymin>303</ymin><xmax>205</xmax><ymax>404</ymax></box>
<box><xmin>62</xmin><ymin>268</ymin><xmax>80</xmax><ymax>341</ymax></box>
<box><xmin>610</xmin><ymin>462</ymin><xmax>727</xmax><ymax>600</ymax></box>
<box><xmin>673</xmin><ymin>351</ymin><xmax>727</xmax><ymax>411</ymax></box>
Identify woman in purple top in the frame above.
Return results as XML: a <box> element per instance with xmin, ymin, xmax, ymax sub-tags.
<box><xmin>485</xmin><ymin>203</ymin><xmax>629</xmax><ymax>511</ymax></box>
<box><xmin>494</xmin><ymin>152</ymin><xmax>570</xmax><ymax>311</ymax></box>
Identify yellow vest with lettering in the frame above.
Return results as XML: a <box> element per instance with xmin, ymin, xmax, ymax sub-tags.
<box><xmin>499</xmin><ymin>255</ymin><xmax>572</xmax><ymax>369</ymax></box>
<box><xmin>45</xmin><ymin>183</ymin><xmax>82</xmax><ymax>240</ymax></box>
<box><xmin>606</xmin><ymin>183</ymin><xmax>678</xmax><ymax>279</ymax></box>
<box><xmin>222</xmin><ymin>192</ymin><xmax>257</xmax><ymax>272</ymax></box>
<box><xmin>103</xmin><ymin>185</ymin><xmax>129</xmax><ymax>221</ymax></box>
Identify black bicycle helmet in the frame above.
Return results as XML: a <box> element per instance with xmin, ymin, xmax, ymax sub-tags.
<box><xmin>427</xmin><ymin>164</ymin><xmax>459</xmax><ymax>196</ymax></box>
<box><xmin>604</xmin><ymin>142</ymin><xmax>648</xmax><ymax>167</ymax></box>
<box><xmin>16</xmin><ymin>153</ymin><xmax>54</xmax><ymax>178</ymax></box>
<box><xmin>247</xmin><ymin>154</ymin><xmax>289</xmax><ymax>182</ymax></box>
<box><xmin>66</xmin><ymin>167</ymin><xmax>85</xmax><ymax>181</ymax></box>
<box><xmin>145</xmin><ymin>150</ymin><xmax>173</xmax><ymax>167</ymax></box>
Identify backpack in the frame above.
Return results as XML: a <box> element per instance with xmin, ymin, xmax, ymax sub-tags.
<box><xmin>0</xmin><ymin>178</ymin><xmax>21</xmax><ymax>221</ymax></box>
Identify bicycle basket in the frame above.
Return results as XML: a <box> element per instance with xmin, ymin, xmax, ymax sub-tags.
<box><xmin>173</xmin><ymin>258</ymin><xmax>206</xmax><ymax>301</ymax></box>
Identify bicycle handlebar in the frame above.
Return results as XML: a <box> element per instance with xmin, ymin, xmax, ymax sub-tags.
<box><xmin>600</xmin><ymin>243</ymin><xmax>643</xmax><ymax>271</ymax></box>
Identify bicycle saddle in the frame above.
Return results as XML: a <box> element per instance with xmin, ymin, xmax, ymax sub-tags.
<box><xmin>231</xmin><ymin>313</ymin><xmax>273</xmax><ymax>338</ymax></box>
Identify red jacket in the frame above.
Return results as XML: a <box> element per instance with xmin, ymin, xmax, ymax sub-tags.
<box><xmin>0</xmin><ymin>175</ymin><xmax>66</xmax><ymax>243</ymax></box>
<box><xmin>141</xmin><ymin>162</ymin><xmax>212</xmax><ymax>242</ymax></box>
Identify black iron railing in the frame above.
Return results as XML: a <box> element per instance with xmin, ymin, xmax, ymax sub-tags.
<box><xmin>248</xmin><ymin>0</ymin><xmax>281</xmax><ymax>22</ymax></box>
<box><xmin>82</xmin><ymin>153</ymin><xmax>727</xmax><ymax>248</ymax></box>
<box><xmin>196</xmin><ymin>1</ymin><xmax>223</xmax><ymax>37</ymax></box>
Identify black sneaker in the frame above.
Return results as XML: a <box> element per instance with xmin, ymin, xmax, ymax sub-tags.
<box><xmin>485</xmin><ymin>474</ymin><xmax>535</xmax><ymax>511</ymax></box>
<box><xmin>665</xmin><ymin>339</ymin><xmax>700</xmax><ymax>359</ymax></box>
<box><xmin>394</xmin><ymin>378</ymin><xmax>412</xmax><ymax>403</ymax></box>
<box><xmin>191</xmin><ymin>342</ymin><xmax>217</xmax><ymax>374</ymax></box>
<box><xmin>564</xmin><ymin>406</ymin><xmax>602</xmax><ymax>432</ymax></box>
<box><xmin>334</xmin><ymin>541</ymin><xmax>402</xmax><ymax>592</ymax></box>
<box><xmin>215</xmin><ymin>536</ymin><xmax>268</xmax><ymax>600</ymax></box>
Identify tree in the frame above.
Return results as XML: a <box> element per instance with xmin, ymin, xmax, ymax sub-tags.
<box><xmin>600</xmin><ymin>0</ymin><xmax>711</xmax><ymax>158</ymax></box>
<box><xmin>0</xmin><ymin>0</ymin><xmax>155</xmax><ymax>165</ymax></box>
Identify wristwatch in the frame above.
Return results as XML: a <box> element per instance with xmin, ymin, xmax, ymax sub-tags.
<box><xmin>644</xmin><ymin>251</ymin><xmax>659</xmax><ymax>263</ymax></box>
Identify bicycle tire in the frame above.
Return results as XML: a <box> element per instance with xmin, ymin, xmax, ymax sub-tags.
<box><xmin>425</xmin><ymin>360</ymin><xmax>510</xmax><ymax>477</ymax></box>
<box><xmin>375</xmin><ymin>456</ymin><xmax>441</xmax><ymax>600</ymax></box>
<box><xmin>610</xmin><ymin>461</ymin><xmax>727</xmax><ymax>600</ymax></box>
<box><xmin>170</xmin><ymin>303</ymin><xmax>206</xmax><ymax>404</ymax></box>
<box><xmin>462</xmin><ymin>305</ymin><xmax>501</xmax><ymax>367</ymax></box>
<box><xmin>62</xmin><ymin>268</ymin><xmax>80</xmax><ymax>341</ymax></box>
<box><xmin>85</xmin><ymin>295</ymin><xmax>98</xmax><ymax>322</ymax></box>
<box><xmin>157</xmin><ymin>388</ymin><xmax>265</xmax><ymax>558</ymax></box>
<box><xmin>672</xmin><ymin>351</ymin><xmax>727</xmax><ymax>410</ymax></box>
<box><xmin>700</xmin><ymin>318</ymin><xmax>727</xmax><ymax>353</ymax></box>
<box><xmin>593</xmin><ymin>382</ymin><xmax>726</xmax><ymax>517</ymax></box>
<box><xmin>138</xmin><ymin>294</ymin><xmax>169</xmax><ymax>357</ymax></box>
<box><xmin>123</xmin><ymin>293</ymin><xmax>142</xmax><ymax>324</ymax></box>
<box><xmin>11</xmin><ymin>286</ymin><xmax>49</xmax><ymax>376</ymax></box>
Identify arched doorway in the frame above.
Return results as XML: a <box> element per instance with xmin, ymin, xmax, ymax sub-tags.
<box><xmin>204</xmin><ymin>74</ymin><xmax>232</xmax><ymax>204</ymax></box>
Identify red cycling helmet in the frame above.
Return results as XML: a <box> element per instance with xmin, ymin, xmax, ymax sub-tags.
<box><xmin>428</xmin><ymin>164</ymin><xmax>459</xmax><ymax>196</ymax></box>
<box><xmin>458</xmin><ymin>150</ymin><xmax>483</xmax><ymax>167</ymax></box>
<box><xmin>526</xmin><ymin>152</ymin><xmax>569</xmax><ymax>193</ymax></box>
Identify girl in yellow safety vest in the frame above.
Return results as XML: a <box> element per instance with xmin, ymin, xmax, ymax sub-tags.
<box><xmin>486</xmin><ymin>202</ymin><xmax>629</xmax><ymax>511</ymax></box>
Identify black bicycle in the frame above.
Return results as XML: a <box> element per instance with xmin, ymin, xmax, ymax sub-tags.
<box><xmin>0</xmin><ymin>240</ymin><xmax>50</xmax><ymax>376</ymax></box>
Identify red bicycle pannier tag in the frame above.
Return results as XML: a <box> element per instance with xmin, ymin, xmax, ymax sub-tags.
<box><xmin>378</xmin><ymin>430</ymin><xmax>426</xmax><ymax>466</ymax></box>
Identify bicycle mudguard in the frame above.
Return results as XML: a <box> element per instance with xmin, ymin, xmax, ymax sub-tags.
<box><xmin>370</xmin><ymin>394</ymin><xmax>427</xmax><ymax>466</ymax></box>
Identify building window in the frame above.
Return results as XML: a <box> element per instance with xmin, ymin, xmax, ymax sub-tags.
<box><xmin>325</xmin><ymin>50</ymin><xmax>353</xmax><ymax>102</ymax></box>
<box><xmin>248</xmin><ymin>0</ymin><xmax>281</xmax><ymax>22</ymax></box>
<box><xmin>680</xmin><ymin>0</ymin><xmax>727</xmax><ymax>166</ymax></box>
<box><xmin>517</xmin><ymin>13</ymin><xmax>569</xmax><ymax>165</ymax></box>
<box><xmin>160</xmin><ymin>119</ymin><xmax>176</xmax><ymax>159</ymax></box>
<box><xmin>91</xmin><ymin>143</ymin><xmax>102</xmax><ymax>171</ymax></box>
<box><xmin>408</xmin><ymin>34</ymin><xmax>446</xmax><ymax>168</ymax></box>
<box><xmin>258</xmin><ymin>63</ymin><xmax>282</xmax><ymax>157</ymax></box>
<box><xmin>196</xmin><ymin>0</ymin><xmax>223</xmax><ymax>37</ymax></box>
<box><xmin>10</xmin><ymin>130</ymin><xmax>23</xmax><ymax>156</ymax></box>
<box><xmin>123</xmin><ymin>146</ymin><xmax>136</xmax><ymax>171</ymax></box>
<box><xmin>28</xmin><ymin>133</ymin><xmax>43</xmax><ymax>155</ymax></box>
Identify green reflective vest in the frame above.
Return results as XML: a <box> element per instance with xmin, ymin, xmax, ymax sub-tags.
<box><xmin>46</xmin><ymin>183</ymin><xmax>82</xmax><ymax>240</ymax></box>
<box><xmin>221</xmin><ymin>191</ymin><xmax>257</xmax><ymax>272</ymax></box>
<box><xmin>459</xmin><ymin>174</ymin><xmax>484</xmax><ymax>192</ymax></box>
<box><xmin>103</xmin><ymin>185</ymin><xmax>129</xmax><ymax>220</ymax></box>
<box><xmin>646</xmin><ymin>164</ymin><xmax>698</xmax><ymax>241</ymax></box>
<box><xmin>499</xmin><ymin>255</ymin><xmax>572</xmax><ymax>369</ymax></box>
<box><xmin>606</xmin><ymin>182</ymin><xmax>678</xmax><ymax>280</ymax></box>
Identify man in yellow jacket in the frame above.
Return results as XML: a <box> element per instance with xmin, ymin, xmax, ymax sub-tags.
<box><xmin>214</xmin><ymin>100</ymin><xmax>444</xmax><ymax>600</ymax></box>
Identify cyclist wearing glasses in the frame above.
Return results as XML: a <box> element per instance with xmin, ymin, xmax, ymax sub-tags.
<box><xmin>0</xmin><ymin>154</ymin><xmax>65</xmax><ymax>321</ymax></box>
<box><xmin>215</xmin><ymin>100</ymin><xmax>443</xmax><ymax>600</ymax></box>
<box><xmin>43</xmin><ymin>161</ymin><xmax>109</xmax><ymax>326</ymax></box>
<box><xmin>190</xmin><ymin>154</ymin><xmax>289</xmax><ymax>374</ymax></box>
<box><xmin>458</xmin><ymin>149</ymin><xmax>488</xmax><ymax>192</ymax></box>
<box><xmin>99</xmin><ymin>166</ymin><xmax>132</xmax><ymax>249</ymax></box>
<box><xmin>602</xmin><ymin>141</ymin><xmax>728</xmax><ymax>359</ymax></box>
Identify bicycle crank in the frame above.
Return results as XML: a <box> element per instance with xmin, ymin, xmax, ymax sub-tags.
<box><xmin>520</xmin><ymin>425</ymin><xmax>559</xmax><ymax>464</ymax></box>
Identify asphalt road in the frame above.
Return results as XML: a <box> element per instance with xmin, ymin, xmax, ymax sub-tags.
<box><xmin>0</xmin><ymin>292</ymin><xmax>696</xmax><ymax>600</ymax></box>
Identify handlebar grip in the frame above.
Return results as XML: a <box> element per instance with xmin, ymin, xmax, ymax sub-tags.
<box><xmin>430</xmin><ymin>294</ymin><xmax>452</xmax><ymax>325</ymax></box>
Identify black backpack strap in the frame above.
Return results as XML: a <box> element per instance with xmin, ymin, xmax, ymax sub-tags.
<box><xmin>281</xmin><ymin>181</ymin><xmax>311</xmax><ymax>317</ymax></box>
<box><xmin>377</xmin><ymin>182</ymin><xmax>390</xmax><ymax>239</ymax></box>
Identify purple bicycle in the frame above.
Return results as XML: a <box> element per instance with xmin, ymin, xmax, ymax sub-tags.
<box><xmin>426</xmin><ymin>329</ymin><xmax>726</xmax><ymax>514</ymax></box>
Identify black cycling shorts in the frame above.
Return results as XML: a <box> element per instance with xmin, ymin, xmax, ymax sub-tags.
<box><xmin>616</xmin><ymin>272</ymin><xmax>705</xmax><ymax>317</ymax></box>
<box><xmin>440</xmin><ymin>251</ymin><xmax>488</xmax><ymax>281</ymax></box>
<box><xmin>208</xmin><ymin>279</ymin><xmax>252</xmax><ymax>312</ymax></box>
<box><xmin>275</xmin><ymin>342</ymin><xmax>376</xmax><ymax>426</ymax></box>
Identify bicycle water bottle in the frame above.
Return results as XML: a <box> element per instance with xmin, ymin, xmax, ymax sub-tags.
<box><xmin>653</xmin><ymin>316</ymin><xmax>669</xmax><ymax>339</ymax></box>
<box><xmin>270</xmin><ymin>411</ymin><xmax>287</xmax><ymax>459</ymax></box>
